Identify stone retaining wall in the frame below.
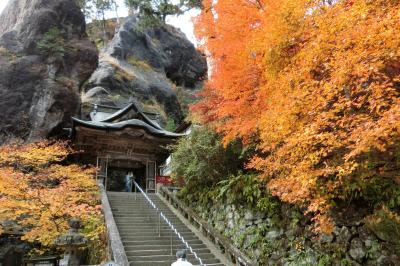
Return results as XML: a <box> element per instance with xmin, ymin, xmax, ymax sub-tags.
<box><xmin>187</xmin><ymin>201</ymin><xmax>399</xmax><ymax>265</ymax></box>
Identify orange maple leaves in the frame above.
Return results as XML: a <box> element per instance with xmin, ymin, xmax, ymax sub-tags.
<box><xmin>193</xmin><ymin>0</ymin><xmax>400</xmax><ymax>231</ymax></box>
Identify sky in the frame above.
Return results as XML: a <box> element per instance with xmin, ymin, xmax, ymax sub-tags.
<box><xmin>0</xmin><ymin>0</ymin><xmax>199</xmax><ymax>44</ymax></box>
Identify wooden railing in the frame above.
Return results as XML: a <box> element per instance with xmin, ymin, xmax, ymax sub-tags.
<box><xmin>159</xmin><ymin>187</ymin><xmax>256</xmax><ymax>266</ymax></box>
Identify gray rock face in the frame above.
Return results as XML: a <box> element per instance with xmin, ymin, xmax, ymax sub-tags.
<box><xmin>0</xmin><ymin>0</ymin><xmax>98</xmax><ymax>141</ymax></box>
<box><xmin>349</xmin><ymin>238</ymin><xmax>366</xmax><ymax>262</ymax></box>
<box><xmin>108</xmin><ymin>16</ymin><xmax>206</xmax><ymax>88</ymax></box>
<box><xmin>85</xmin><ymin>16</ymin><xmax>207</xmax><ymax>124</ymax></box>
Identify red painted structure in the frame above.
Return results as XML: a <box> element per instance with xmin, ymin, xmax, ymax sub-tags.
<box><xmin>156</xmin><ymin>176</ymin><xmax>173</xmax><ymax>185</ymax></box>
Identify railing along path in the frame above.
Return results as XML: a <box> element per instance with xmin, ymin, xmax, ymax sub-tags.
<box><xmin>133</xmin><ymin>180</ymin><xmax>205</xmax><ymax>266</ymax></box>
<box><xmin>160</xmin><ymin>186</ymin><xmax>255</xmax><ymax>266</ymax></box>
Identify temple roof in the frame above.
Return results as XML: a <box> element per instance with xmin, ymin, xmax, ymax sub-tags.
<box><xmin>71</xmin><ymin>118</ymin><xmax>184</xmax><ymax>138</ymax></box>
<box><xmin>71</xmin><ymin>102</ymin><xmax>185</xmax><ymax>139</ymax></box>
<box><xmin>96</xmin><ymin>102</ymin><xmax>163</xmax><ymax>130</ymax></box>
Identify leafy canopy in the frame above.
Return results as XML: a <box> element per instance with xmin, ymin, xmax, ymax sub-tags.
<box><xmin>171</xmin><ymin>126</ymin><xmax>250</xmax><ymax>189</ymax></box>
<box><xmin>125</xmin><ymin>0</ymin><xmax>202</xmax><ymax>24</ymax></box>
<box><xmin>193</xmin><ymin>0</ymin><xmax>400</xmax><ymax>232</ymax></box>
<box><xmin>170</xmin><ymin>126</ymin><xmax>278</xmax><ymax>213</ymax></box>
<box><xmin>0</xmin><ymin>141</ymin><xmax>104</xmax><ymax>258</ymax></box>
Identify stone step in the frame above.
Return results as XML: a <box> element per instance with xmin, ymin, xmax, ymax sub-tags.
<box><xmin>128</xmin><ymin>261</ymin><xmax>224</xmax><ymax>266</ymax></box>
<box><xmin>127</xmin><ymin>253</ymin><xmax>219</xmax><ymax>262</ymax></box>
<box><xmin>113</xmin><ymin>212</ymin><xmax>180</xmax><ymax>221</ymax></box>
<box><xmin>109</xmin><ymin>201</ymin><xmax>166</xmax><ymax>205</ymax></box>
<box><xmin>111</xmin><ymin>207</ymin><xmax>174</xmax><ymax>211</ymax></box>
<box><xmin>107</xmin><ymin>192</ymin><xmax>225</xmax><ymax>266</ymax></box>
<box><xmin>114</xmin><ymin>218</ymin><xmax>182</xmax><ymax>224</ymax></box>
<box><xmin>111</xmin><ymin>210</ymin><xmax>176</xmax><ymax>214</ymax></box>
<box><xmin>116</xmin><ymin>224</ymin><xmax>189</xmax><ymax>230</ymax></box>
<box><xmin>114</xmin><ymin>222</ymin><xmax>186</xmax><ymax>228</ymax></box>
<box><xmin>120</xmin><ymin>231</ymin><xmax>197</xmax><ymax>240</ymax></box>
<box><xmin>120</xmin><ymin>234</ymin><xmax>199</xmax><ymax>242</ymax></box>
<box><xmin>125</xmin><ymin>248</ymin><xmax>211</xmax><ymax>257</ymax></box>
<box><xmin>118</xmin><ymin>229</ymin><xmax>196</xmax><ymax>237</ymax></box>
<box><xmin>115</xmin><ymin>221</ymin><xmax>186</xmax><ymax>227</ymax></box>
<box><xmin>123</xmin><ymin>245</ymin><xmax>209</xmax><ymax>253</ymax></box>
<box><xmin>118</xmin><ymin>229</ymin><xmax>192</xmax><ymax>236</ymax></box>
<box><xmin>123</xmin><ymin>243</ymin><xmax>207</xmax><ymax>250</ymax></box>
<box><xmin>107</xmin><ymin>196</ymin><xmax>163</xmax><ymax>200</ymax></box>
<box><xmin>114</xmin><ymin>215</ymin><xmax>183</xmax><ymax>221</ymax></box>
<box><xmin>122</xmin><ymin>238</ymin><xmax>204</xmax><ymax>246</ymax></box>
<box><xmin>108</xmin><ymin>201</ymin><xmax>166</xmax><ymax>205</ymax></box>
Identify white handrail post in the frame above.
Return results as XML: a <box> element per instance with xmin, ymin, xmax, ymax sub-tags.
<box><xmin>170</xmin><ymin>227</ymin><xmax>173</xmax><ymax>255</ymax></box>
<box><xmin>158</xmin><ymin>212</ymin><xmax>161</xmax><ymax>237</ymax></box>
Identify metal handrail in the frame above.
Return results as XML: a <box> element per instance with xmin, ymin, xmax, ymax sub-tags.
<box><xmin>132</xmin><ymin>180</ymin><xmax>204</xmax><ymax>265</ymax></box>
<box><xmin>160</xmin><ymin>186</ymin><xmax>255</xmax><ymax>266</ymax></box>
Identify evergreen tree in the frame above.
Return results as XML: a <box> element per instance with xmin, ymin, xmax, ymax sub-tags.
<box><xmin>125</xmin><ymin>0</ymin><xmax>202</xmax><ymax>24</ymax></box>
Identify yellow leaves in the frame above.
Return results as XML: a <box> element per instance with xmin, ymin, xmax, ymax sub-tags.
<box><xmin>0</xmin><ymin>141</ymin><xmax>102</xmax><ymax>250</ymax></box>
<box><xmin>0</xmin><ymin>141</ymin><xmax>72</xmax><ymax>170</ymax></box>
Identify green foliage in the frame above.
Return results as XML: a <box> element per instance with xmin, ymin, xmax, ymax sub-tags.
<box><xmin>77</xmin><ymin>0</ymin><xmax>116</xmax><ymax>44</ymax></box>
<box><xmin>172</xmin><ymin>126</ymin><xmax>280</xmax><ymax>214</ymax></box>
<box><xmin>80</xmin><ymin>215</ymin><xmax>107</xmax><ymax>264</ymax></box>
<box><xmin>365</xmin><ymin>207</ymin><xmax>400</xmax><ymax>251</ymax></box>
<box><xmin>217</xmin><ymin>172</ymin><xmax>279</xmax><ymax>213</ymax></box>
<box><xmin>37</xmin><ymin>27</ymin><xmax>68</xmax><ymax>58</ymax></box>
<box><xmin>337</xmin><ymin>147</ymin><xmax>400</xmax><ymax>212</ymax></box>
<box><xmin>176</xmin><ymin>86</ymin><xmax>198</xmax><ymax>117</ymax></box>
<box><xmin>217</xmin><ymin>173</ymin><xmax>255</xmax><ymax>203</ymax></box>
<box><xmin>125</xmin><ymin>0</ymin><xmax>202</xmax><ymax>25</ymax></box>
<box><xmin>171</xmin><ymin>126</ymin><xmax>249</xmax><ymax>192</ymax></box>
<box><xmin>286</xmin><ymin>248</ymin><xmax>318</xmax><ymax>266</ymax></box>
<box><xmin>365</xmin><ymin>239</ymin><xmax>381</xmax><ymax>260</ymax></box>
<box><xmin>76</xmin><ymin>0</ymin><xmax>115</xmax><ymax>19</ymax></box>
<box><xmin>165</xmin><ymin>117</ymin><xmax>176</xmax><ymax>132</ymax></box>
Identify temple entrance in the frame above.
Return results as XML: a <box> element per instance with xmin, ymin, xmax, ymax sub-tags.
<box><xmin>106</xmin><ymin>166</ymin><xmax>146</xmax><ymax>192</ymax></box>
<box><xmin>97</xmin><ymin>157</ymin><xmax>158</xmax><ymax>193</ymax></box>
<box><xmin>71</xmin><ymin>102</ymin><xmax>184</xmax><ymax>193</ymax></box>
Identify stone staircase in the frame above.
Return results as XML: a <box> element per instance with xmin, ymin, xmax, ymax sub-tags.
<box><xmin>107</xmin><ymin>192</ymin><xmax>226</xmax><ymax>266</ymax></box>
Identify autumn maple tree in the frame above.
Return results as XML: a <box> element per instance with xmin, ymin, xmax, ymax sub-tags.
<box><xmin>193</xmin><ymin>0</ymin><xmax>400</xmax><ymax>232</ymax></box>
<box><xmin>0</xmin><ymin>141</ymin><xmax>104</xmax><ymax>257</ymax></box>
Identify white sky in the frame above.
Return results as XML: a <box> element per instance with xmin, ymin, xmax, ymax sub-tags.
<box><xmin>0</xmin><ymin>0</ymin><xmax>199</xmax><ymax>44</ymax></box>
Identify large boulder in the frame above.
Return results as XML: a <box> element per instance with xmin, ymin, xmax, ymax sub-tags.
<box><xmin>84</xmin><ymin>16</ymin><xmax>207</xmax><ymax>125</ymax></box>
<box><xmin>0</xmin><ymin>0</ymin><xmax>98</xmax><ymax>141</ymax></box>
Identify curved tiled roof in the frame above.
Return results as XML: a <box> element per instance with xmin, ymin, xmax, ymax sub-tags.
<box><xmin>99</xmin><ymin>102</ymin><xmax>164</xmax><ymax>130</ymax></box>
<box><xmin>71</xmin><ymin>117</ymin><xmax>185</xmax><ymax>139</ymax></box>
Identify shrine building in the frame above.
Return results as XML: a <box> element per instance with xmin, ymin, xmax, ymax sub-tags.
<box><xmin>70</xmin><ymin>102</ymin><xmax>184</xmax><ymax>193</ymax></box>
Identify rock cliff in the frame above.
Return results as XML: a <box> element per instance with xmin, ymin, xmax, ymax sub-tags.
<box><xmin>0</xmin><ymin>0</ymin><xmax>98</xmax><ymax>141</ymax></box>
<box><xmin>83</xmin><ymin>16</ymin><xmax>207</xmax><ymax>125</ymax></box>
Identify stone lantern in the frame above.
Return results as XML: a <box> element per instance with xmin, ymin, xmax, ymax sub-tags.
<box><xmin>56</xmin><ymin>218</ymin><xmax>88</xmax><ymax>266</ymax></box>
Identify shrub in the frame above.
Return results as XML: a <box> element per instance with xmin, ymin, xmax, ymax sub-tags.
<box><xmin>37</xmin><ymin>27</ymin><xmax>69</xmax><ymax>58</ymax></box>
<box><xmin>165</xmin><ymin>117</ymin><xmax>176</xmax><ymax>132</ymax></box>
<box><xmin>365</xmin><ymin>207</ymin><xmax>400</xmax><ymax>252</ymax></box>
<box><xmin>171</xmin><ymin>126</ymin><xmax>250</xmax><ymax>192</ymax></box>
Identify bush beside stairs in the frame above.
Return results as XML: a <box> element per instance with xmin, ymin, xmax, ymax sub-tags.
<box><xmin>107</xmin><ymin>192</ymin><xmax>227</xmax><ymax>266</ymax></box>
